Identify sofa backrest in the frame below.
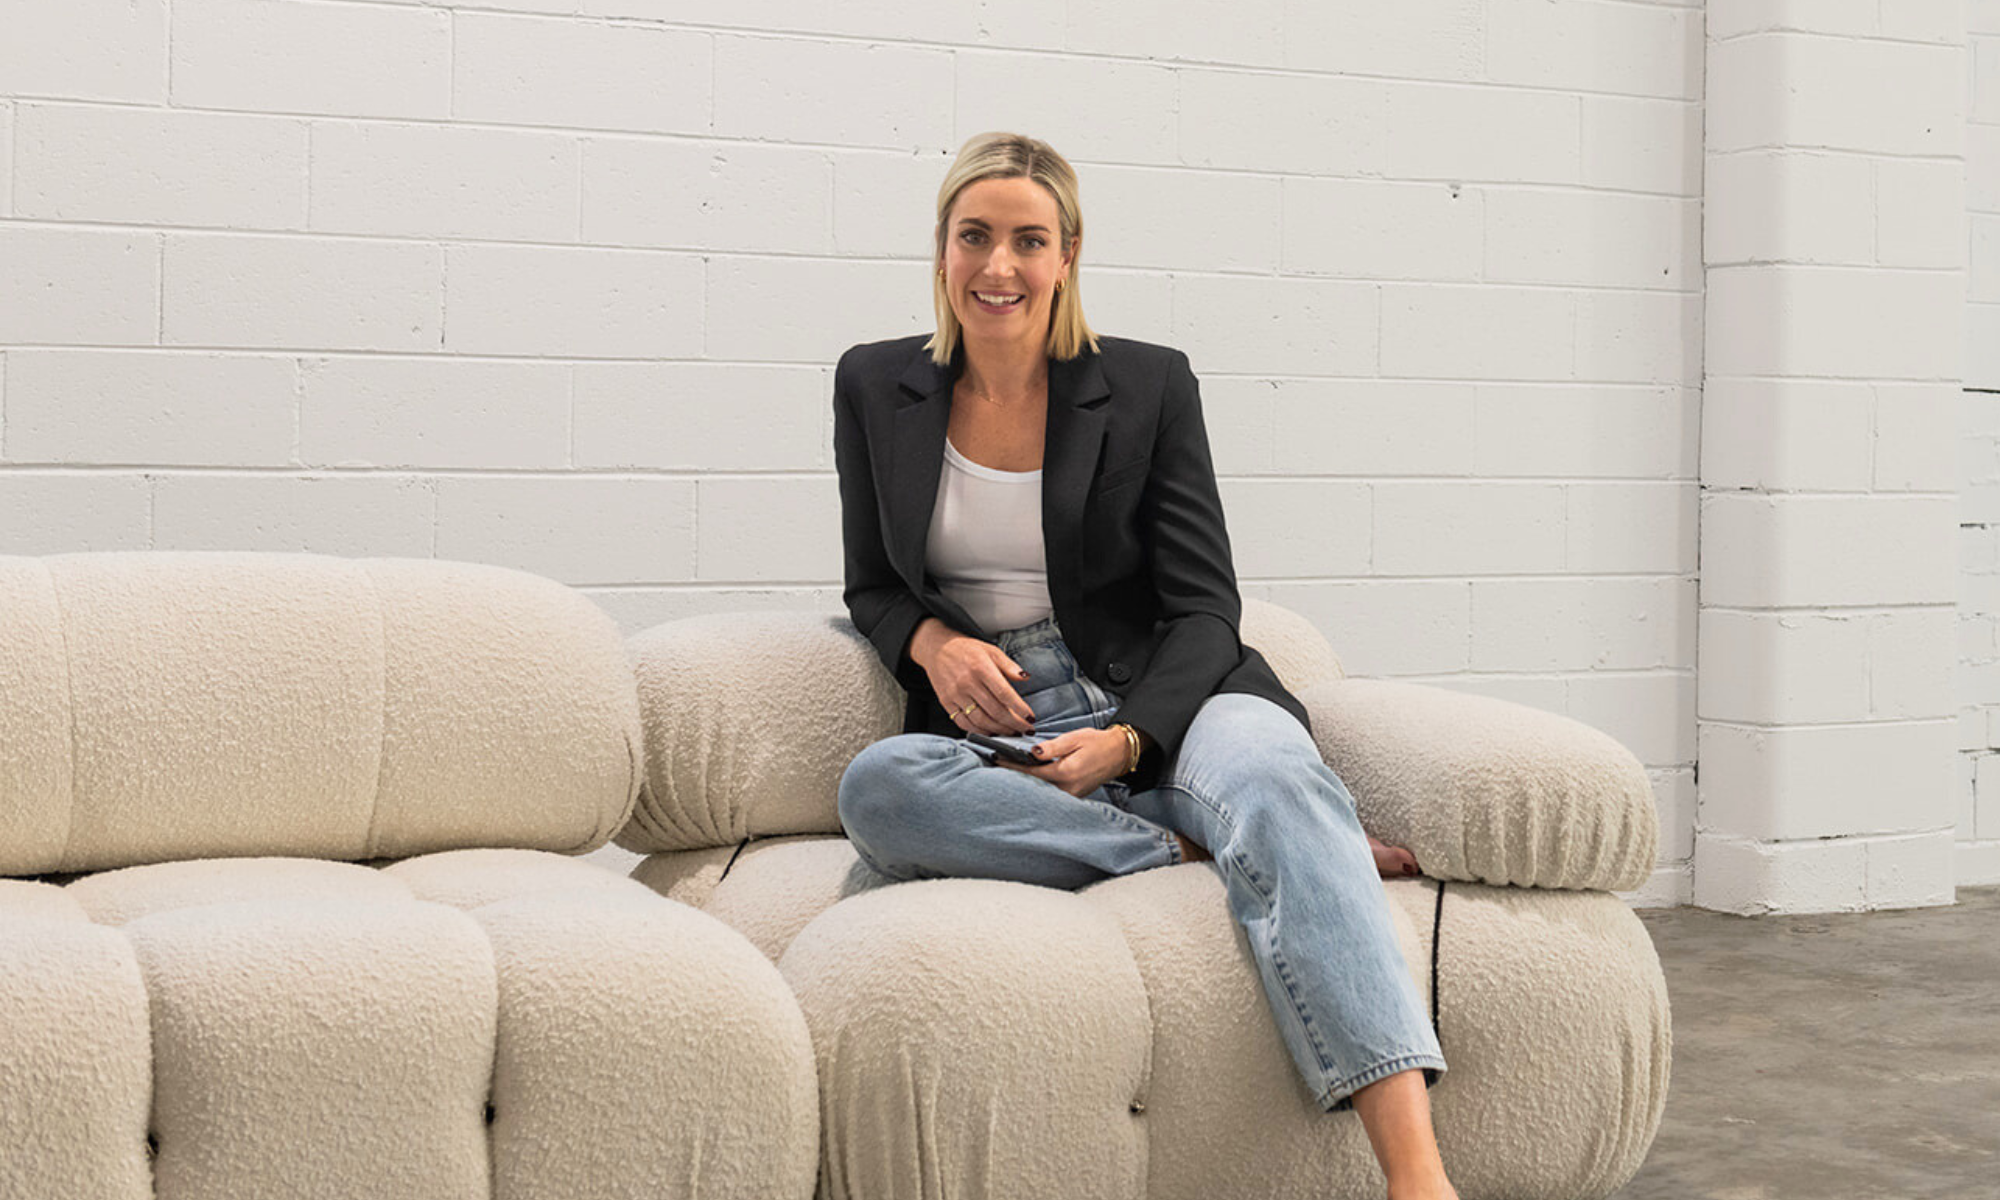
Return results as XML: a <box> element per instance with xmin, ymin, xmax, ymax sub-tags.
<box><xmin>0</xmin><ymin>553</ymin><xmax>641</xmax><ymax>877</ymax></box>
<box><xmin>619</xmin><ymin>599</ymin><xmax>1343</xmax><ymax>854</ymax></box>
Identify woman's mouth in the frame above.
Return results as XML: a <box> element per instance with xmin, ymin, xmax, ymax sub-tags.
<box><xmin>972</xmin><ymin>291</ymin><xmax>1024</xmax><ymax>314</ymax></box>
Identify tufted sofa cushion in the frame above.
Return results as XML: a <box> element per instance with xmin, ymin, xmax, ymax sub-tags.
<box><xmin>0</xmin><ymin>553</ymin><xmax>642</xmax><ymax>876</ymax></box>
<box><xmin>0</xmin><ymin>850</ymin><xmax>818</xmax><ymax>1200</ymax></box>
<box><xmin>1301</xmin><ymin>678</ymin><xmax>1660</xmax><ymax>892</ymax></box>
<box><xmin>618</xmin><ymin>598</ymin><xmax>1341</xmax><ymax>854</ymax></box>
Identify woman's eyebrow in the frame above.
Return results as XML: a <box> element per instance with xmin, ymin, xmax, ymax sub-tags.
<box><xmin>955</xmin><ymin>216</ymin><xmax>1053</xmax><ymax>234</ymax></box>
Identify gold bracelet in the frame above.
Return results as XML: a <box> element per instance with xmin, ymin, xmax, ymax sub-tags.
<box><xmin>1112</xmin><ymin>723</ymin><xmax>1143</xmax><ymax>776</ymax></box>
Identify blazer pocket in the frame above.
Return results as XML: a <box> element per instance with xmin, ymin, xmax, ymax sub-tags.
<box><xmin>1095</xmin><ymin>455</ymin><xmax>1150</xmax><ymax>495</ymax></box>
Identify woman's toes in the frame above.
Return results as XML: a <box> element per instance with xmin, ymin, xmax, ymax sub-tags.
<box><xmin>1367</xmin><ymin>836</ymin><xmax>1422</xmax><ymax>879</ymax></box>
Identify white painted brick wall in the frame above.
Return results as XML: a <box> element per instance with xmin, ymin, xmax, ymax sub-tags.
<box><xmin>17</xmin><ymin>104</ymin><xmax>308</xmax><ymax>228</ymax></box>
<box><xmin>1963</xmin><ymin>0</ymin><xmax>2000</xmax><ymax>886</ymax></box>
<box><xmin>0</xmin><ymin>226</ymin><xmax>159</xmax><ymax>344</ymax></box>
<box><xmin>166</xmin><ymin>233</ymin><xmax>442</xmax><ymax>351</ymax></box>
<box><xmin>8</xmin><ymin>351</ymin><xmax>297</xmax><ymax>466</ymax></box>
<box><xmin>1699</xmin><ymin>0</ymin><xmax>1967</xmax><ymax>910</ymax></box>
<box><xmin>2</xmin><ymin>0</ymin><xmax>1703</xmax><ymax>904</ymax></box>
<box><xmin>299</xmin><ymin>358</ymin><xmax>571</xmax><ymax>470</ymax></box>
<box><xmin>174</xmin><ymin>0</ymin><xmax>453</xmax><ymax>119</ymax></box>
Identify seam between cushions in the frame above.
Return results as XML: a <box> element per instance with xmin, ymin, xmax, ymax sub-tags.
<box><xmin>47</xmin><ymin>560</ymin><xmax>81</xmax><ymax>873</ymax></box>
<box><xmin>358</xmin><ymin>563</ymin><xmax>390</xmax><ymax>860</ymax></box>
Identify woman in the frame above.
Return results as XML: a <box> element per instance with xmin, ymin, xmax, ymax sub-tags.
<box><xmin>832</xmin><ymin>131</ymin><xmax>1458</xmax><ymax>1200</ymax></box>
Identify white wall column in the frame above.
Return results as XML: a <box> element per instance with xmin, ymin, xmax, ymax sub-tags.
<box><xmin>1696</xmin><ymin>0</ymin><xmax>1966</xmax><ymax>912</ymax></box>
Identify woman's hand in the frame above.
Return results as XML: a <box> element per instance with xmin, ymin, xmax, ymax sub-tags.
<box><xmin>910</xmin><ymin>618</ymin><xmax>1037</xmax><ymax>736</ymax></box>
<box><xmin>994</xmin><ymin>728</ymin><xmax>1130</xmax><ymax>798</ymax></box>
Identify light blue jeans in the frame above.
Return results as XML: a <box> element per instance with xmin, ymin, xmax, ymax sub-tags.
<box><xmin>837</xmin><ymin>615</ymin><xmax>1446</xmax><ymax>1111</ymax></box>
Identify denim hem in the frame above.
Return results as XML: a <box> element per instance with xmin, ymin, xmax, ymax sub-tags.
<box><xmin>1113</xmin><ymin>809</ymin><xmax>1185</xmax><ymax>868</ymax></box>
<box><xmin>1318</xmin><ymin>1053</ymin><xmax>1448</xmax><ymax>1113</ymax></box>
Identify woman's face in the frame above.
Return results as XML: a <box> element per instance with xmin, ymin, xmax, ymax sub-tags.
<box><xmin>940</xmin><ymin>176</ymin><xmax>1075</xmax><ymax>355</ymax></box>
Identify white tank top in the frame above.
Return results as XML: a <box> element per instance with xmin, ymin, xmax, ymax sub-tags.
<box><xmin>925</xmin><ymin>437</ymin><xmax>1055</xmax><ymax>635</ymax></box>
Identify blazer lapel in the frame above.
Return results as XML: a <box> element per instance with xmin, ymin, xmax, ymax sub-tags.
<box><xmin>887</xmin><ymin>345</ymin><xmax>956</xmax><ymax>594</ymax></box>
<box><xmin>1041</xmin><ymin>349</ymin><xmax>1110</xmax><ymax>616</ymax></box>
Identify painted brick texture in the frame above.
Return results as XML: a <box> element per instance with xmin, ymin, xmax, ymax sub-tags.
<box><xmin>1699</xmin><ymin>0</ymin><xmax>1967</xmax><ymax>911</ymax></box>
<box><xmin>1963</xmin><ymin>0</ymin><xmax>2000</xmax><ymax>887</ymax></box>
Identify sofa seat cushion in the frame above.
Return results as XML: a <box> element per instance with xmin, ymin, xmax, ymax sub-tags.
<box><xmin>636</xmin><ymin>839</ymin><xmax>1670</xmax><ymax>1200</ymax></box>
<box><xmin>1</xmin><ymin>850</ymin><xmax>816</xmax><ymax>1200</ymax></box>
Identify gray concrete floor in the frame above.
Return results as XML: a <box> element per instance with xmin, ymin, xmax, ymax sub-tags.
<box><xmin>1608</xmin><ymin>886</ymin><xmax>2000</xmax><ymax>1200</ymax></box>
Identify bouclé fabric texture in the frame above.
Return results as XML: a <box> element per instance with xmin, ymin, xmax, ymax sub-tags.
<box><xmin>1</xmin><ymin>850</ymin><xmax>819</xmax><ymax>1200</ymax></box>
<box><xmin>637</xmin><ymin>837</ymin><xmax>1670</xmax><ymax>1200</ymax></box>
<box><xmin>0</xmin><ymin>552</ymin><xmax>642</xmax><ymax>876</ymax></box>
<box><xmin>0</xmin><ymin>554</ymin><xmax>817</xmax><ymax>1200</ymax></box>
<box><xmin>1301</xmin><ymin>678</ymin><xmax>1660</xmax><ymax>892</ymax></box>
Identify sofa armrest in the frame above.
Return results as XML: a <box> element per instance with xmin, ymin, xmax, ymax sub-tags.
<box><xmin>1299</xmin><ymin>678</ymin><xmax>1658</xmax><ymax>892</ymax></box>
<box><xmin>618</xmin><ymin>613</ymin><xmax>904</xmax><ymax>853</ymax></box>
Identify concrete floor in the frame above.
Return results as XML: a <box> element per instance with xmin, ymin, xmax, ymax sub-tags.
<box><xmin>1608</xmin><ymin>886</ymin><xmax>2000</xmax><ymax>1200</ymax></box>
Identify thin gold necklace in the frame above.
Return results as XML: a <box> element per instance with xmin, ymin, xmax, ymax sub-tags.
<box><xmin>958</xmin><ymin>375</ymin><xmax>1044</xmax><ymax>406</ymax></box>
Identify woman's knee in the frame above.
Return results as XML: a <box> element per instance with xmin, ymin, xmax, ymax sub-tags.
<box><xmin>836</xmin><ymin>735</ymin><xmax>928</xmax><ymax>836</ymax></box>
<box><xmin>1173</xmin><ymin>695</ymin><xmax>1355</xmax><ymax>822</ymax></box>
<box><xmin>1181</xmin><ymin>695</ymin><xmax>1325</xmax><ymax>775</ymax></box>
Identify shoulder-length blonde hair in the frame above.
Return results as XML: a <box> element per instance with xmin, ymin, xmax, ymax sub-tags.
<box><xmin>925</xmin><ymin>132</ymin><xmax>1099</xmax><ymax>366</ymax></box>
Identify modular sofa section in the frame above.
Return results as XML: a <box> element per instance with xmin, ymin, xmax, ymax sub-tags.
<box><xmin>637</xmin><ymin>838</ymin><xmax>1671</xmax><ymax>1200</ymax></box>
<box><xmin>3</xmin><ymin>851</ymin><xmax>817</xmax><ymax>1200</ymax></box>
<box><xmin>0</xmin><ymin>553</ymin><xmax>642</xmax><ymax>876</ymax></box>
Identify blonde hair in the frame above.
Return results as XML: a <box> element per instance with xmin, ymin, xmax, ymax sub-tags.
<box><xmin>926</xmin><ymin>132</ymin><xmax>1098</xmax><ymax>366</ymax></box>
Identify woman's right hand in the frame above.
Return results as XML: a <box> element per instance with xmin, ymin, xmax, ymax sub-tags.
<box><xmin>909</xmin><ymin>618</ymin><xmax>1037</xmax><ymax>736</ymax></box>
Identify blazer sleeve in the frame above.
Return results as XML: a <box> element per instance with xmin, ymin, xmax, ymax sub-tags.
<box><xmin>1110</xmin><ymin>351</ymin><xmax>1248</xmax><ymax>773</ymax></box>
<box><xmin>833</xmin><ymin>349</ymin><xmax>933</xmax><ymax>695</ymax></box>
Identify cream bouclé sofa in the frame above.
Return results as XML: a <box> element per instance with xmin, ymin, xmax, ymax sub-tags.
<box><xmin>0</xmin><ymin>553</ymin><xmax>817</xmax><ymax>1200</ymax></box>
<box><xmin>1</xmin><ymin>550</ymin><xmax>1669</xmax><ymax>1200</ymax></box>
<box><xmin>619</xmin><ymin>600</ymin><xmax>1672</xmax><ymax>1200</ymax></box>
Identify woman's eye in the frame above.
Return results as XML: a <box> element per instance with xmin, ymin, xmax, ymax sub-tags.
<box><xmin>1021</xmin><ymin>237</ymin><xmax>1045</xmax><ymax>250</ymax></box>
<box><xmin>960</xmin><ymin>230</ymin><xmax>985</xmax><ymax>245</ymax></box>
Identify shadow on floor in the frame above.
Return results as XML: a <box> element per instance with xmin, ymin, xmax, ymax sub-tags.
<box><xmin>1607</xmin><ymin>885</ymin><xmax>2000</xmax><ymax>1200</ymax></box>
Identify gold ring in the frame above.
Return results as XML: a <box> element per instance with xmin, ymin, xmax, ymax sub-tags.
<box><xmin>958</xmin><ymin>702</ymin><xmax>978</xmax><ymax>716</ymax></box>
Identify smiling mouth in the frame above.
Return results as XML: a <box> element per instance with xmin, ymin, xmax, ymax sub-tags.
<box><xmin>972</xmin><ymin>291</ymin><xmax>1024</xmax><ymax>307</ymax></box>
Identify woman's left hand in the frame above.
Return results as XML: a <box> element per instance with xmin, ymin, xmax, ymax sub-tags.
<box><xmin>996</xmin><ymin>727</ymin><xmax>1130</xmax><ymax>797</ymax></box>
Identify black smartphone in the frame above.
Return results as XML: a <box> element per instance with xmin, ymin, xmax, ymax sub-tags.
<box><xmin>965</xmin><ymin>730</ymin><xmax>1045</xmax><ymax>766</ymax></box>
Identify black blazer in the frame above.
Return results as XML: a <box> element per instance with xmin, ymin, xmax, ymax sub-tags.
<box><xmin>832</xmin><ymin>332</ymin><xmax>1310</xmax><ymax>793</ymax></box>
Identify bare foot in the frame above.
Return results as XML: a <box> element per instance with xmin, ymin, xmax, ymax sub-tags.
<box><xmin>1370</xmin><ymin>836</ymin><xmax>1422</xmax><ymax>880</ymax></box>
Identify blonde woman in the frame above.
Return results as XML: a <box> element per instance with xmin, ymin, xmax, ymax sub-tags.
<box><xmin>833</xmin><ymin>131</ymin><xmax>1457</xmax><ymax>1200</ymax></box>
